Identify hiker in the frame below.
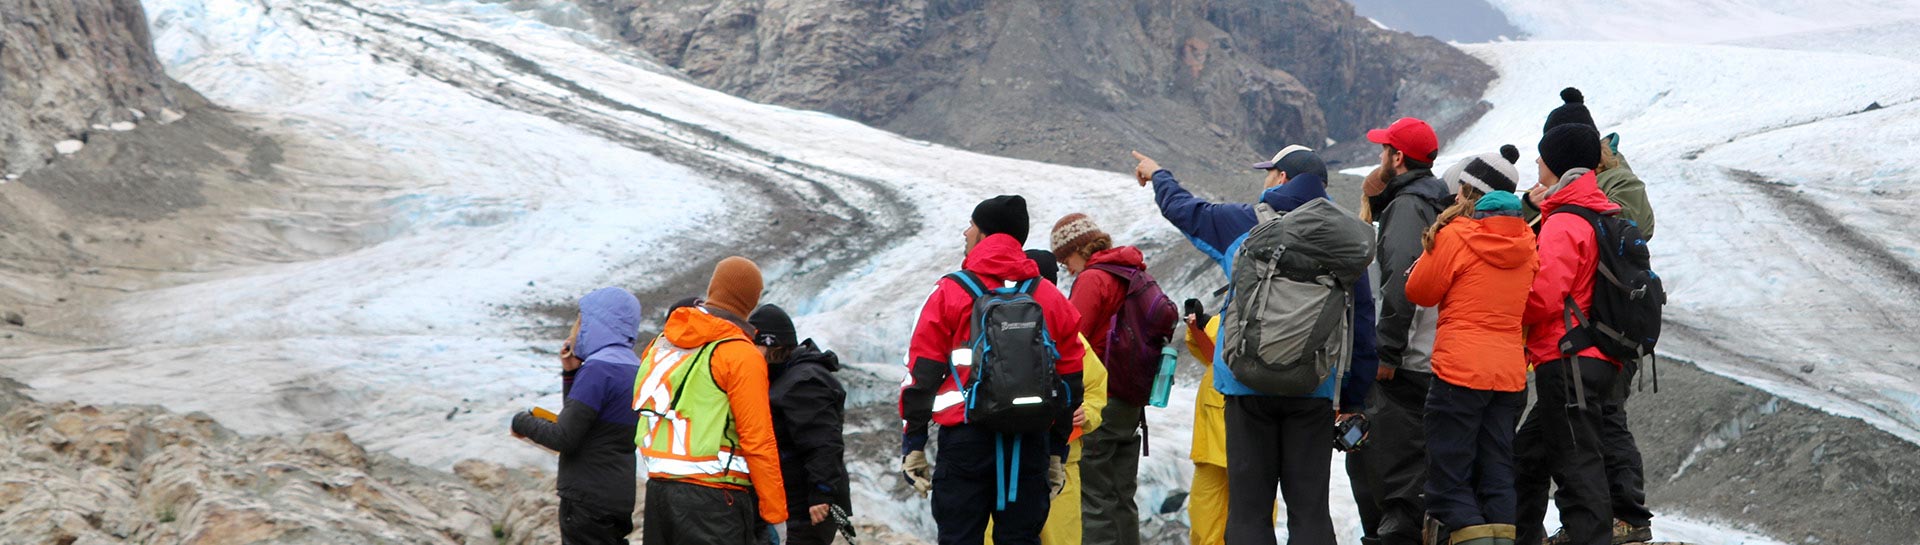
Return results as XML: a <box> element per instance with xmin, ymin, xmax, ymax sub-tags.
<box><xmin>1178</xmin><ymin>298</ymin><xmax>1230</xmax><ymax>545</ymax></box>
<box><xmin>1528</xmin><ymin>87</ymin><xmax>1658</xmax><ymax>544</ymax></box>
<box><xmin>898</xmin><ymin>195</ymin><xmax>1086</xmax><ymax>545</ymax></box>
<box><xmin>1514</xmin><ymin>124</ymin><xmax>1622</xmax><ymax>545</ymax></box>
<box><xmin>633</xmin><ymin>257</ymin><xmax>787</xmax><ymax>544</ymax></box>
<box><xmin>1134</xmin><ymin>147</ymin><xmax>1379</xmax><ymax>545</ymax></box>
<box><xmin>1051</xmin><ymin>213</ymin><xmax>1178</xmax><ymax>545</ymax></box>
<box><xmin>749</xmin><ymin>305</ymin><xmax>852</xmax><ymax>545</ymax></box>
<box><xmin>1404</xmin><ymin>147</ymin><xmax>1539</xmax><ymax>545</ymax></box>
<box><xmin>510</xmin><ymin>287</ymin><xmax>644</xmax><ymax>545</ymax></box>
<box><xmin>1359</xmin><ymin>117</ymin><xmax>1452</xmax><ymax>545</ymax></box>
<box><xmin>985</xmin><ymin>250</ymin><xmax>1112</xmax><ymax>545</ymax></box>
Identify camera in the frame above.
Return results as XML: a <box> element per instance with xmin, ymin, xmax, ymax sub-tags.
<box><xmin>1334</xmin><ymin>414</ymin><xmax>1370</xmax><ymax>452</ymax></box>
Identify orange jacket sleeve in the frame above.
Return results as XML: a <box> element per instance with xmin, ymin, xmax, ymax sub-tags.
<box><xmin>1404</xmin><ymin>229</ymin><xmax>1456</xmax><ymax>308</ymax></box>
<box><xmin>713</xmin><ymin>341</ymin><xmax>788</xmax><ymax>524</ymax></box>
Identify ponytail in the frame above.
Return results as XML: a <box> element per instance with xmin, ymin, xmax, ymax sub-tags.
<box><xmin>1422</xmin><ymin>185</ymin><xmax>1484</xmax><ymax>252</ymax></box>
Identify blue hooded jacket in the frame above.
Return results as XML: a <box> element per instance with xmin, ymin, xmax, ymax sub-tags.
<box><xmin>571</xmin><ymin>287</ymin><xmax>643</xmax><ymax>424</ymax></box>
<box><xmin>510</xmin><ymin>286</ymin><xmax>643</xmax><ymax>510</ymax></box>
<box><xmin>1151</xmin><ymin>169</ymin><xmax>1379</xmax><ymax>410</ymax></box>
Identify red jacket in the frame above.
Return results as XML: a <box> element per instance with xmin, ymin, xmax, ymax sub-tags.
<box><xmin>1406</xmin><ymin>215</ymin><xmax>1539</xmax><ymax>392</ymax></box>
<box><xmin>1069</xmin><ymin>246</ymin><xmax>1147</xmax><ymax>361</ymax></box>
<box><xmin>899</xmin><ymin>234</ymin><xmax>1087</xmax><ymax>453</ymax></box>
<box><xmin>1524</xmin><ymin>170</ymin><xmax>1622</xmax><ymax>367</ymax></box>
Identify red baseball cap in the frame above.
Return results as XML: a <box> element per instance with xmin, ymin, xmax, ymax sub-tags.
<box><xmin>1366</xmin><ymin>117</ymin><xmax>1439</xmax><ymax>163</ymax></box>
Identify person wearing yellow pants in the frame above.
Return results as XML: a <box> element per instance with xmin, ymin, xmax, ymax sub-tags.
<box><xmin>987</xmin><ymin>251</ymin><xmax>1111</xmax><ymax>545</ymax></box>
<box><xmin>1186</xmin><ymin>313</ymin><xmax>1229</xmax><ymax>545</ymax></box>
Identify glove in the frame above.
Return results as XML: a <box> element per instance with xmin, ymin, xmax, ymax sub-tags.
<box><xmin>901</xmin><ymin>450</ymin><xmax>933</xmax><ymax>497</ymax></box>
<box><xmin>772</xmin><ymin>522</ymin><xmax>788</xmax><ymax>545</ymax></box>
<box><xmin>1047</xmin><ymin>455</ymin><xmax>1066</xmax><ymax>499</ymax></box>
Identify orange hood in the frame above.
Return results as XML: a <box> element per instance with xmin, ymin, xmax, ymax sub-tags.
<box><xmin>663</xmin><ymin>306</ymin><xmax>750</xmax><ymax>349</ymax></box>
<box><xmin>1456</xmin><ymin>215</ymin><xmax>1536</xmax><ymax>270</ymax></box>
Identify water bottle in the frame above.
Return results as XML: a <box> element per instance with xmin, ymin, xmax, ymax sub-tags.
<box><xmin>1149</xmin><ymin>345</ymin><xmax>1177</xmax><ymax>408</ymax></box>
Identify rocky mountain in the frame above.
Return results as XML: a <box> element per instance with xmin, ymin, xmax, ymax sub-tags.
<box><xmin>1</xmin><ymin>0</ymin><xmax>188</xmax><ymax>176</ymax></box>
<box><xmin>574</xmin><ymin>0</ymin><xmax>1494</xmax><ymax>193</ymax></box>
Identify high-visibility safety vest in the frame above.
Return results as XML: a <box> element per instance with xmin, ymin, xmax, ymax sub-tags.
<box><xmin>633</xmin><ymin>337</ymin><xmax>751</xmax><ymax>488</ymax></box>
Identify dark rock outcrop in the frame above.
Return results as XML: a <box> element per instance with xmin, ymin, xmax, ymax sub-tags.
<box><xmin>577</xmin><ymin>0</ymin><xmax>1493</xmax><ymax>190</ymax></box>
<box><xmin>1</xmin><ymin>0</ymin><xmax>189</xmax><ymax>176</ymax></box>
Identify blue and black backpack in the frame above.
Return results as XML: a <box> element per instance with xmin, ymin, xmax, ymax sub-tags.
<box><xmin>944</xmin><ymin>271</ymin><xmax>1068</xmax><ymax>434</ymax></box>
<box><xmin>1551</xmin><ymin>205</ymin><xmax>1666</xmax><ymax>392</ymax></box>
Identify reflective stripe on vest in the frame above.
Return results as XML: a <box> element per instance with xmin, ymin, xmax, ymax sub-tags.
<box><xmin>646</xmin><ymin>449</ymin><xmax>753</xmax><ymax>478</ymax></box>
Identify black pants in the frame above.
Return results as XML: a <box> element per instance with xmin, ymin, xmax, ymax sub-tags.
<box><xmin>1515</xmin><ymin>358</ymin><xmax>1616</xmax><ymax>545</ymax></box>
<box><xmin>787</xmin><ymin>511</ymin><xmax>838</xmax><ymax>545</ymax></box>
<box><xmin>1082</xmin><ymin>398</ymin><xmax>1144</xmax><ymax>545</ymax></box>
<box><xmin>1422</xmin><ymin>379</ymin><xmax>1524</xmax><ymax>531</ymax></box>
<box><xmin>561</xmin><ymin>498</ymin><xmax>634</xmax><ymax>545</ymax></box>
<box><xmin>1351</xmin><ymin>391</ymin><xmax>1385</xmax><ymax>545</ymax></box>
<box><xmin>1224</xmin><ymin>395</ymin><xmax>1335</xmax><ymax>545</ymax></box>
<box><xmin>1601</xmin><ymin>400</ymin><xmax>1653</xmax><ymax>527</ymax></box>
<box><xmin>931</xmin><ymin>424</ymin><xmax>1050</xmax><ymax>545</ymax></box>
<box><xmin>642</xmin><ymin>480</ymin><xmax>757</xmax><ymax>545</ymax></box>
<box><xmin>1366</xmin><ymin>370</ymin><xmax>1431</xmax><ymax>545</ymax></box>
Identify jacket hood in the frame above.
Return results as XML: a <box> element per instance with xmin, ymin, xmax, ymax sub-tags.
<box><xmin>1540</xmin><ymin>170</ymin><xmax>1621</xmax><ymax>216</ymax></box>
<box><xmin>964</xmin><ymin>233</ymin><xmax>1041</xmax><ymax>283</ymax></box>
<box><xmin>1390</xmin><ymin>169</ymin><xmax>1452</xmax><ymax>203</ymax></box>
<box><xmin>575</xmin><ymin>287</ymin><xmax>641</xmax><ymax>366</ymax></box>
<box><xmin>779</xmin><ymin>339</ymin><xmax>841</xmax><ymax>373</ymax></box>
<box><xmin>1454</xmin><ymin>216</ymin><xmax>1537</xmax><ymax>269</ymax></box>
<box><xmin>1259</xmin><ymin>172</ymin><xmax>1330</xmax><ymax>213</ymax></box>
<box><xmin>662</xmin><ymin>305</ymin><xmax>751</xmax><ymax>349</ymax></box>
<box><xmin>1088</xmin><ymin>246</ymin><xmax>1146</xmax><ymax>270</ymax></box>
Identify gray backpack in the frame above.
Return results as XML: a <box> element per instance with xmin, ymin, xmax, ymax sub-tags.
<box><xmin>1221</xmin><ymin>198</ymin><xmax>1377</xmax><ymax>396</ymax></box>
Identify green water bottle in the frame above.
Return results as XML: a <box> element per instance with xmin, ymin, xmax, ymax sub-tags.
<box><xmin>1149</xmin><ymin>345</ymin><xmax>1176</xmax><ymax>408</ymax></box>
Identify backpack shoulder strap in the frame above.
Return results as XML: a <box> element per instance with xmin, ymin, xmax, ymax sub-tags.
<box><xmin>945</xmin><ymin>271</ymin><xmax>989</xmax><ymax>300</ymax></box>
<box><xmin>1549</xmin><ymin>204</ymin><xmax>1606</xmax><ymax>225</ymax></box>
<box><xmin>1087</xmin><ymin>264</ymin><xmax>1145</xmax><ymax>294</ymax></box>
<box><xmin>666</xmin><ymin>338</ymin><xmax>747</xmax><ymax>413</ymax></box>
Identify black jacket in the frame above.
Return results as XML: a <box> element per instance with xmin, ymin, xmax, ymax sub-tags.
<box><xmin>1369</xmin><ymin>169</ymin><xmax>1452</xmax><ymax>373</ymax></box>
<box><xmin>770</xmin><ymin>340</ymin><xmax>853</xmax><ymax>514</ymax></box>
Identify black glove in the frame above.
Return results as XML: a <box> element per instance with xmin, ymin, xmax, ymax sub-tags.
<box><xmin>1184</xmin><ymin>298</ymin><xmax>1210</xmax><ymax>327</ymax></box>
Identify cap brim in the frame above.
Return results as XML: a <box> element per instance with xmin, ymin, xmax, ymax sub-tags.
<box><xmin>1250</xmin><ymin>161</ymin><xmax>1278</xmax><ymax>170</ymax></box>
<box><xmin>1365</xmin><ymin>129</ymin><xmax>1393</xmax><ymax>144</ymax></box>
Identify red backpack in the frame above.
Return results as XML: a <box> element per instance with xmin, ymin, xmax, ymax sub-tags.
<box><xmin>1089</xmin><ymin>264</ymin><xmax>1180</xmax><ymax>406</ymax></box>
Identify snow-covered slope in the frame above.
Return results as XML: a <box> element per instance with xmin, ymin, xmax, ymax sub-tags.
<box><xmin>1485</xmin><ymin>0</ymin><xmax>1920</xmax><ymax>43</ymax></box>
<box><xmin>0</xmin><ymin>0</ymin><xmax>1184</xmax><ymax>470</ymax></box>
<box><xmin>1418</xmin><ymin>34</ymin><xmax>1920</xmax><ymax>448</ymax></box>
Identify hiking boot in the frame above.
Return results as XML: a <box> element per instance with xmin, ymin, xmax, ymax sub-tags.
<box><xmin>1448</xmin><ymin>524</ymin><xmax>1517</xmax><ymax>545</ymax></box>
<box><xmin>1611</xmin><ymin>520</ymin><xmax>1653</xmax><ymax>545</ymax></box>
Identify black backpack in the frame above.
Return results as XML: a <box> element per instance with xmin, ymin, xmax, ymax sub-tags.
<box><xmin>946</xmin><ymin>271</ymin><xmax>1068</xmax><ymax>434</ymax></box>
<box><xmin>1551</xmin><ymin>206</ymin><xmax>1665</xmax><ymax>382</ymax></box>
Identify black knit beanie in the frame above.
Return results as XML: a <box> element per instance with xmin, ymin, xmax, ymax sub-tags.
<box><xmin>1544</xmin><ymin>87</ymin><xmax>1597</xmax><ymax>132</ymax></box>
<box><xmin>748</xmin><ymin>304</ymin><xmax>798</xmax><ymax>348</ymax></box>
<box><xmin>972</xmin><ymin>195</ymin><xmax>1030</xmax><ymax>243</ymax></box>
<box><xmin>1539</xmin><ymin>123</ymin><xmax>1602</xmax><ymax>177</ymax></box>
<box><xmin>1025</xmin><ymin>249</ymin><xmax>1061</xmax><ymax>284</ymax></box>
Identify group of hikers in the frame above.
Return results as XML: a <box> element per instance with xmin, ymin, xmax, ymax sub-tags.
<box><xmin>898</xmin><ymin>86</ymin><xmax>1661</xmax><ymax>545</ymax></box>
<box><xmin>506</xmin><ymin>86</ymin><xmax>1666</xmax><ymax>545</ymax></box>
<box><xmin>509</xmin><ymin>258</ymin><xmax>854</xmax><ymax>545</ymax></box>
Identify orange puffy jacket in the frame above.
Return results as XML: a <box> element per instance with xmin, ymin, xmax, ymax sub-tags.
<box><xmin>1405</xmin><ymin>214</ymin><xmax>1539</xmax><ymax>392</ymax></box>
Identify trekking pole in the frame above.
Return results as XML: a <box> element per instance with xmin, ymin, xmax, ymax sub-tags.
<box><xmin>830</xmin><ymin>504</ymin><xmax>859</xmax><ymax>545</ymax></box>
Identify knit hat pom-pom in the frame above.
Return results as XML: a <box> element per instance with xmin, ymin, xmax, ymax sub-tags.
<box><xmin>1499</xmin><ymin>144</ymin><xmax>1521</xmax><ymax>164</ymax></box>
<box><xmin>1561</xmin><ymin>87</ymin><xmax>1584</xmax><ymax>104</ymax></box>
